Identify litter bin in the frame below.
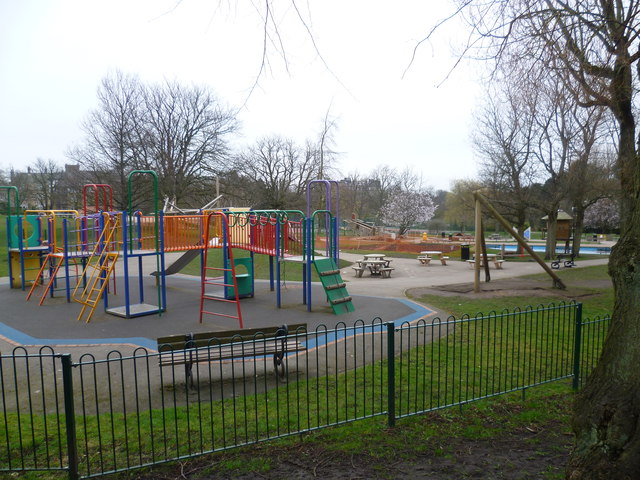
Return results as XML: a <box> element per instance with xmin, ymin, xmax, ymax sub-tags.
<box><xmin>225</xmin><ymin>257</ymin><xmax>254</xmax><ymax>299</ymax></box>
<box><xmin>460</xmin><ymin>244</ymin><xmax>470</xmax><ymax>261</ymax></box>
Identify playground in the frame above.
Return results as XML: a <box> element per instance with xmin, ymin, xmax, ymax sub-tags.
<box><xmin>0</xmin><ymin>174</ymin><xmax>440</xmax><ymax>352</ymax></box>
<box><xmin>0</xmin><ymin>172</ymin><xmax>612</xmax><ymax>352</ymax></box>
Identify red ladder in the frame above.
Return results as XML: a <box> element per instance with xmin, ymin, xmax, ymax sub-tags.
<box><xmin>199</xmin><ymin>212</ymin><xmax>243</xmax><ymax>328</ymax></box>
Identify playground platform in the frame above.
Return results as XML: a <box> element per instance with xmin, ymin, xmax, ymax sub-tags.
<box><xmin>0</xmin><ymin>272</ymin><xmax>434</xmax><ymax>352</ymax></box>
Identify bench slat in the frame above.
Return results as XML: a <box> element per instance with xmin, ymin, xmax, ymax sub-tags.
<box><xmin>157</xmin><ymin>323</ymin><xmax>307</xmax><ymax>349</ymax></box>
<box><xmin>158</xmin><ymin>339</ymin><xmax>306</xmax><ymax>367</ymax></box>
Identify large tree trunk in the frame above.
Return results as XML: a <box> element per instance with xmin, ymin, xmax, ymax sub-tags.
<box><xmin>570</xmin><ymin>234</ymin><xmax>640</xmax><ymax>479</ymax></box>
<box><xmin>569</xmin><ymin>55</ymin><xmax>640</xmax><ymax>478</ymax></box>
<box><xmin>544</xmin><ymin>210</ymin><xmax>558</xmax><ymax>260</ymax></box>
<box><xmin>572</xmin><ymin>206</ymin><xmax>584</xmax><ymax>258</ymax></box>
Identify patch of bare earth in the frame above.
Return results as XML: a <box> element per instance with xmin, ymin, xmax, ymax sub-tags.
<box><xmin>407</xmin><ymin>276</ymin><xmax>612</xmax><ymax>301</ymax></box>
<box><xmin>129</xmin><ymin>421</ymin><xmax>569</xmax><ymax>479</ymax></box>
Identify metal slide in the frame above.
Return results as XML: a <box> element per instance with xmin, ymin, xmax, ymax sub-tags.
<box><xmin>152</xmin><ymin>248</ymin><xmax>200</xmax><ymax>276</ymax></box>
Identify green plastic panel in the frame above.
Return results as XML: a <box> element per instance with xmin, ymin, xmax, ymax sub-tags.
<box><xmin>313</xmin><ymin>258</ymin><xmax>355</xmax><ymax>315</ymax></box>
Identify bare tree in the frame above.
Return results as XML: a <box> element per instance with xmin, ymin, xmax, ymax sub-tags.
<box><xmin>431</xmin><ymin>1</ymin><xmax>640</xmax><ymax>476</ymax></box>
<box><xmin>315</xmin><ymin>106</ymin><xmax>340</xmax><ymax>181</ymax></box>
<box><xmin>29</xmin><ymin>158</ymin><xmax>64</xmax><ymax>210</ymax></box>
<box><xmin>67</xmin><ymin>71</ymin><xmax>144</xmax><ymax>209</ymax></box>
<box><xmin>141</xmin><ymin>79</ymin><xmax>238</xmax><ymax>206</ymax></box>
<box><xmin>473</xmin><ymin>76</ymin><xmax>540</xmax><ymax>239</ymax></box>
<box><xmin>68</xmin><ymin>71</ymin><xmax>238</xmax><ymax>210</ymax></box>
<box><xmin>233</xmin><ymin>136</ymin><xmax>323</xmax><ymax>210</ymax></box>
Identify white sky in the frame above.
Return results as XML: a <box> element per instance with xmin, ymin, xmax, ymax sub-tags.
<box><xmin>0</xmin><ymin>1</ymin><xmax>481</xmax><ymax>192</ymax></box>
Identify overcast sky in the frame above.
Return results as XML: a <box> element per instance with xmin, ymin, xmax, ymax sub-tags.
<box><xmin>0</xmin><ymin>1</ymin><xmax>481</xmax><ymax>192</ymax></box>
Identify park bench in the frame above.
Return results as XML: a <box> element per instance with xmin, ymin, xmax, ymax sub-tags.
<box><xmin>551</xmin><ymin>254</ymin><xmax>575</xmax><ymax>269</ymax></box>
<box><xmin>440</xmin><ymin>256</ymin><xmax>450</xmax><ymax>265</ymax></box>
<box><xmin>157</xmin><ymin>323</ymin><xmax>307</xmax><ymax>387</ymax></box>
<box><xmin>417</xmin><ymin>255</ymin><xmax>431</xmax><ymax>265</ymax></box>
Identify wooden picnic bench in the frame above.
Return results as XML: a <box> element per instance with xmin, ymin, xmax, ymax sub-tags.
<box><xmin>157</xmin><ymin>323</ymin><xmax>307</xmax><ymax>387</ymax></box>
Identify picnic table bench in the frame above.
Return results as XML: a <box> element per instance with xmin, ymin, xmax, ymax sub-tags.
<box><xmin>157</xmin><ymin>323</ymin><xmax>307</xmax><ymax>387</ymax></box>
<box><xmin>466</xmin><ymin>257</ymin><xmax>505</xmax><ymax>269</ymax></box>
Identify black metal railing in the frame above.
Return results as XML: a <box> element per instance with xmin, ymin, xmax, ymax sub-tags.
<box><xmin>0</xmin><ymin>302</ymin><xmax>610</xmax><ymax>479</ymax></box>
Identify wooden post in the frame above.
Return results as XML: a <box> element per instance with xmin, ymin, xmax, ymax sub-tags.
<box><xmin>473</xmin><ymin>192</ymin><xmax>566</xmax><ymax>289</ymax></box>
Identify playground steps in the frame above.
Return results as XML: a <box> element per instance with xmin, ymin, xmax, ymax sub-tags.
<box><xmin>312</xmin><ymin>258</ymin><xmax>354</xmax><ymax>315</ymax></box>
<box><xmin>73</xmin><ymin>252</ymin><xmax>119</xmax><ymax>323</ymax></box>
<box><xmin>72</xmin><ymin>216</ymin><xmax>120</xmax><ymax>323</ymax></box>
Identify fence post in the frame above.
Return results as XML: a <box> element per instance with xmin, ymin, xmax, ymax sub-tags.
<box><xmin>572</xmin><ymin>303</ymin><xmax>583</xmax><ymax>390</ymax></box>
<box><xmin>61</xmin><ymin>354</ymin><xmax>79</xmax><ymax>480</ymax></box>
<box><xmin>386</xmin><ymin>322</ymin><xmax>396</xmax><ymax>427</ymax></box>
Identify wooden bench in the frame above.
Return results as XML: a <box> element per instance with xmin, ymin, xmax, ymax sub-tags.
<box><xmin>380</xmin><ymin>267</ymin><xmax>394</xmax><ymax>278</ymax></box>
<box><xmin>417</xmin><ymin>256</ymin><xmax>431</xmax><ymax>265</ymax></box>
<box><xmin>440</xmin><ymin>256</ymin><xmax>450</xmax><ymax>265</ymax></box>
<box><xmin>157</xmin><ymin>323</ymin><xmax>307</xmax><ymax>387</ymax></box>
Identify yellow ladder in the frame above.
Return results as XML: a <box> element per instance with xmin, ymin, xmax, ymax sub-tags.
<box><xmin>72</xmin><ymin>216</ymin><xmax>120</xmax><ymax>323</ymax></box>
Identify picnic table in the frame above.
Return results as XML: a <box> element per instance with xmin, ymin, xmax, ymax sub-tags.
<box><xmin>353</xmin><ymin>254</ymin><xmax>394</xmax><ymax>278</ymax></box>
<box><xmin>417</xmin><ymin>250</ymin><xmax>450</xmax><ymax>265</ymax></box>
<box><xmin>467</xmin><ymin>253</ymin><xmax>505</xmax><ymax>269</ymax></box>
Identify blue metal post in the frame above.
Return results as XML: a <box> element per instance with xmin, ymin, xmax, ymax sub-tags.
<box><xmin>306</xmin><ymin>217</ymin><xmax>312</xmax><ymax>312</ymax></box>
<box><xmin>276</xmin><ymin>221</ymin><xmax>281</xmax><ymax>308</ymax></box>
<box><xmin>6</xmin><ymin>216</ymin><xmax>13</xmax><ymax>288</ymax></box>
<box><xmin>63</xmin><ymin>218</ymin><xmax>71</xmax><ymax>302</ymax></box>
<box><xmin>159</xmin><ymin>212</ymin><xmax>167</xmax><ymax>312</ymax></box>
<box><xmin>18</xmin><ymin>216</ymin><xmax>26</xmax><ymax>290</ymax></box>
